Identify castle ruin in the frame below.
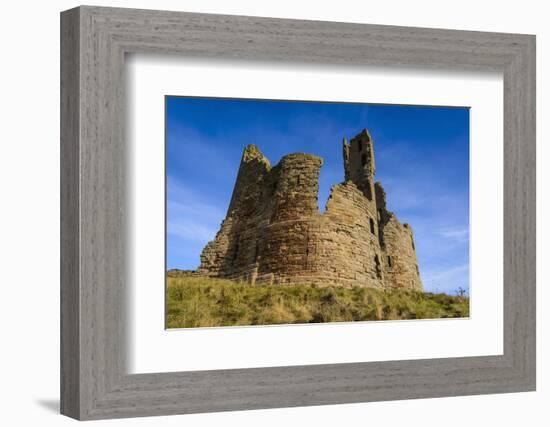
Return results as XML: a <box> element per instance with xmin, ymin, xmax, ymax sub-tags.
<box><xmin>197</xmin><ymin>129</ymin><xmax>423</xmax><ymax>291</ymax></box>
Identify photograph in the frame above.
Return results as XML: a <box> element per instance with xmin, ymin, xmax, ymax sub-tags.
<box><xmin>165</xmin><ymin>97</ymin><xmax>470</xmax><ymax>329</ymax></box>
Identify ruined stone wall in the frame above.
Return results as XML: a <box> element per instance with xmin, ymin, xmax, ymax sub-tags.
<box><xmin>257</xmin><ymin>153</ymin><xmax>323</xmax><ymax>283</ymax></box>
<box><xmin>375</xmin><ymin>182</ymin><xmax>423</xmax><ymax>291</ymax></box>
<box><xmin>197</xmin><ymin>144</ymin><xmax>271</xmax><ymax>278</ymax></box>
<box><xmin>380</xmin><ymin>218</ymin><xmax>422</xmax><ymax>291</ymax></box>
<box><xmin>197</xmin><ymin>129</ymin><xmax>424</xmax><ymax>291</ymax></box>
<box><xmin>308</xmin><ymin>182</ymin><xmax>385</xmax><ymax>287</ymax></box>
<box><xmin>198</xmin><ymin>147</ymin><xmax>326</xmax><ymax>285</ymax></box>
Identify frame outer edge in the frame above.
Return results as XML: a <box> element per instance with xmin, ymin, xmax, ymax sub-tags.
<box><xmin>60</xmin><ymin>6</ymin><xmax>537</xmax><ymax>420</ymax></box>
<box><xmin>528</xmin><ymin>35</ymin><xmax>536</xmax><ymax>390</ymax></box>
<box><xmin>60</xmin><ymin>6</ymin><xmax>81</xmax><ymax>420</ymax></box>
<box><xmin>502</xmin><ymin>34</ymin><xmax>536</xmax><ymax>390</ymax></box>
<box><xmin>520</xmin><ymin>34</ymin><xmax>536</xmax><ymax>389</ymax></box>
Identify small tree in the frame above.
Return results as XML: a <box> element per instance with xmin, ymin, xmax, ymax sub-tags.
<box><xmin>456</xmin><ymin>287</ymin><xmax>467</xmax><ymax>298</ymax></box>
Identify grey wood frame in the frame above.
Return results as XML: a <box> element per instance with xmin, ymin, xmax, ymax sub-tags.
<box><xmin>60</xmin><ymin>5</ymin><xmax>536</xmax><ymax>421</ymax></box>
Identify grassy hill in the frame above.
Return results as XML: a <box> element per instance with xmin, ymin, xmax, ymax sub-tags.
<box><xmin>166</xmin><ymin>275</ymin><xmax>469</xmax><ymax>329</ymax></box>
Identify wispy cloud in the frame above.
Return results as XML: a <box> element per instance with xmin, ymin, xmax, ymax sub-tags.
<box><xmin>439</xmin><ymin>228</ymin><xmax>469</xmax><ymax>243</ymax></box>
<box><xmin>166</xmin><ymin>122</ymin><xmax>240</xmax><ymax>182</ymax></box>
<box><xmin>167</xmin><ymin>219</ymin><xmax>217</xmax><ymax>242</ymax></box>
<box><xmin>422</xmin><ymin>263</ymin><xmax>470</xmax><ymax>294</ymax></box>
<box><xmin>167</xmin><ymin>176</ymin><xmax>226</xmax><ymax>268</ymax></box>
<box><xmin>376</xmin><ymin>153</ymin><xmax>469</xmax><ymax>295</ymax></box>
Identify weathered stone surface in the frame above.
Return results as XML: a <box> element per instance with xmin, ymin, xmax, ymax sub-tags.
<box><xmin>197</xmin><ymin>128</ymin><xmax>423</xmax><ymax>291</ymax></box>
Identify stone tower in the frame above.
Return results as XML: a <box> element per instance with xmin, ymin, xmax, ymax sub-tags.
<box><xmin>197</xmin><ymin>129</ymin><xmax>423</xmax><ymax>291</ymax></box>
<box><xmin>343</xmin><ymin>128</ymin><xmax>376</xmax><ymax>200</ymax></box>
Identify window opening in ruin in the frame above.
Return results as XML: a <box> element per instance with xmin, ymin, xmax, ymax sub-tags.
<box><xmin>387</xmin><ymin>255</ymin><xmax>392</xmax><ymax>267</ymax></box>
<box><xmin>411</xmin><ymin>238</ymin><xmax>415</xmax><ymax>250</ymax></box>
<box><xmin>361</xmin><ymin>153</ymin><xmax>367</xmax><ymax>167</ymax></box>
<box><xmin>365</xmin><ymin>182</ymin><xmax>373</xmax><ymax>201</ymax></box>
<box><xmin>369</xmin><ymin>218</ymin><xmax>375</xmax><ymax>234</ymax></box>
<box><xmin>357</xmin><ymin>140</ymin><xmax>362</xmax><ymax>151</ymax></box>
<box><xmin>416</xmin><ymin>265</ymin><xmax>419</xmax><ymax>275</ymax></box>
<box><xmin>272</xmin><ymin>181</ymin><xmax>278</xmax><ymax>193</ymax></box>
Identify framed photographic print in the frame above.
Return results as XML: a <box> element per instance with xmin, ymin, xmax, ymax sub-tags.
<box><xmin>61</xmin><ymin>6</ymin><xmax>535</xmax><ymax>420</ymax></box>
<box><xmin>165</xmin><ymin>98</ymin><xmax>470</xmax><ymax>330</ymax></box>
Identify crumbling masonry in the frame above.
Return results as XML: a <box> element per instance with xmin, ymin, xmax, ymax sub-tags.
<box><xmin>197</xmin><ymin>129</ymin><xmax>423</xmax><ymax>291</ymax></box>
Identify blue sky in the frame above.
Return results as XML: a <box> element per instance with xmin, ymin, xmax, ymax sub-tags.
<box><xmin>166</xmin><ymin>97</ymin><xmax>470</xmax><ymax>295</ymax></box>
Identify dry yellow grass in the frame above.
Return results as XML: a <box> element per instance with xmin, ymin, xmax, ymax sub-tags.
<box><xmin>166</xmin><ymin>276</ymin><xmax>469</xmax><ymax>329</ymax></box>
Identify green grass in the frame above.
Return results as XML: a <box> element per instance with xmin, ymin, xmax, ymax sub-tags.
<box><xmin>166</xmin><ymin>276</ymin><xmax>469</xmax><ymax>329</ymax></box>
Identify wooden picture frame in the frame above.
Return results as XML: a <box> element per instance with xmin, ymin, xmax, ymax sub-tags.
<box><xmin>60</xmin><ymin>5</ymin><xmax>536</xmax><ymax>420</ymax></box>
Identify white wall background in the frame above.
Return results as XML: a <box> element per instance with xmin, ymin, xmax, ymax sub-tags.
<box><xmin>0</xmin><ymin>0</ymin><xmax>546</xmax><ymax>425</ymax></box>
